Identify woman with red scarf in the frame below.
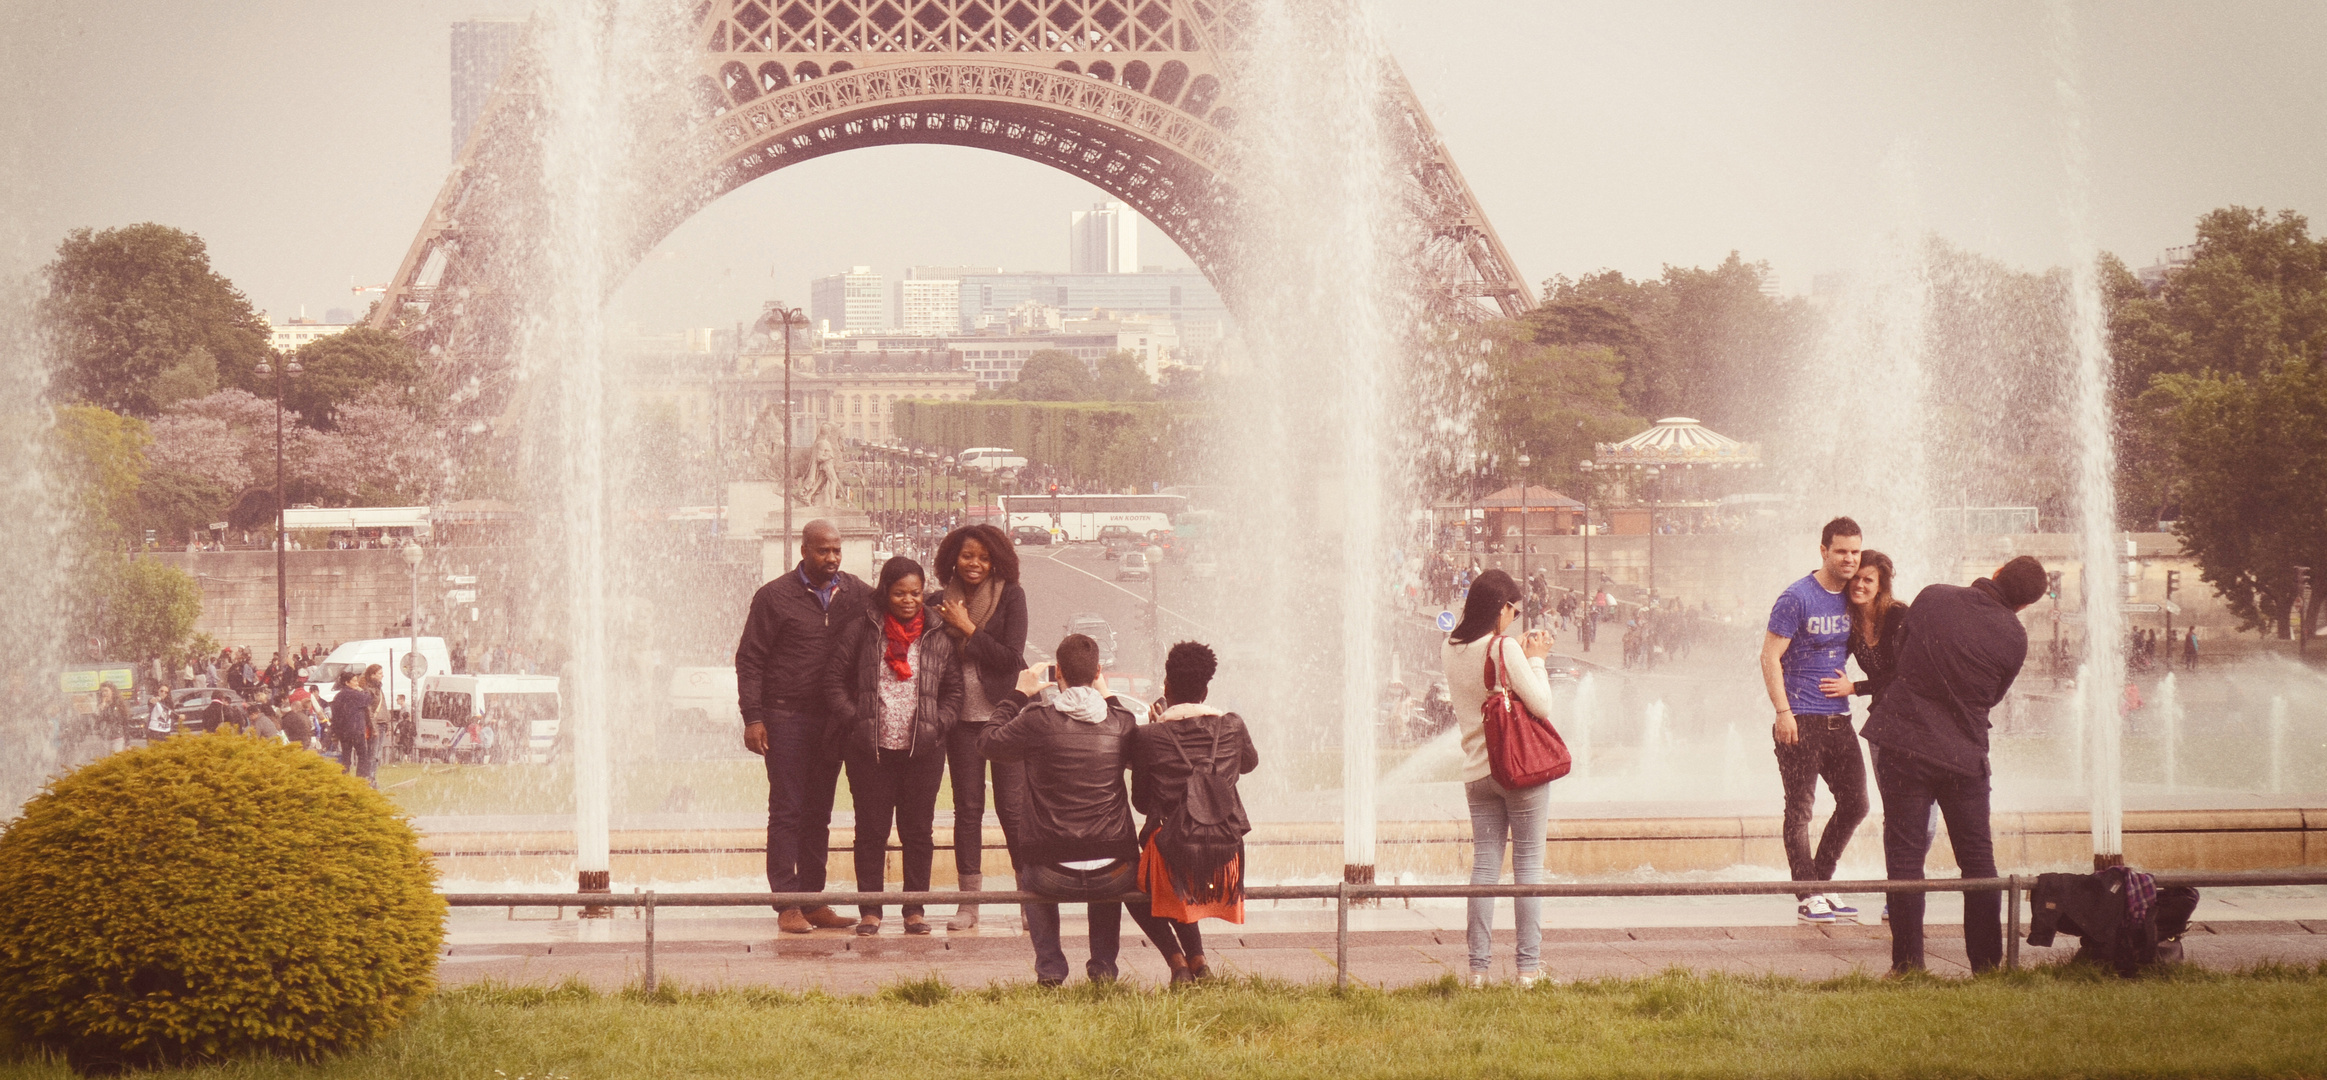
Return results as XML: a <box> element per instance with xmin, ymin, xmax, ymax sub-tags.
<box><xmin>824</xmin><ymin>556</ymin><xmax>965</xmax><ymax>936</ymax></box>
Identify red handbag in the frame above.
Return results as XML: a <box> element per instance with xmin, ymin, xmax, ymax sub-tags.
<box><xmin>1481</xmin><ymin>634</ymin><xmax>1572</xmax><ymax>789</ymax></box>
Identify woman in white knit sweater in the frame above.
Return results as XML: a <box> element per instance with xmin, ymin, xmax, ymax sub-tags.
<box><xmin>1441</xmin><ymin>568</ymin><xmax>1558</xmax><ymax>987</ymax></box>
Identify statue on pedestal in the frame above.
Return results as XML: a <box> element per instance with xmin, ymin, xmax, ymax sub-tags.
<box><xmin>795</xmin><ymin>421</ymin><xmax>845</xmax><ymax>507</ymax></box>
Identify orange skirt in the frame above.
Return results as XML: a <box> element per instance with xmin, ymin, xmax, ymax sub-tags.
<box><xmin>1138</xmin><ymin>834</ymin><xmax>1245</xmax><ymax>924</ymax></box>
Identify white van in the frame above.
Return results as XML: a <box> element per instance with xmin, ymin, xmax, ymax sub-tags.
<box><xmin>419</xmin><ymin>674</ymin><xmax>562</xmax><ymax>762</ymax></box>
<box><xmin>666</xmin><ymin>666</ymin><xmax>741</xmax><ymax>731</ymax></box>
<box><xmin>309</xmin><ymin>637</ymin><xmax>452</xmax><ymax>713</ymax></box>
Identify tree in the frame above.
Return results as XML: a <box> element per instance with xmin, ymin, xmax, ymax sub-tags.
<box><xmin>1092</xmin><ymin>350</ymin><xmax>1157</xmax><ymax>402</ymax></box>
<box><xmin>1004</xmin><ymin>350</ymin><xmax>1097</xmax><ymax>401</ymax></box>
<box><xmin>286</xmin><ymin>328</ymin><xmax>429</xmax><ymax>429</ymax></box>
<box><xmin>1538</xmin><ymin>254</ymin><xmax>1814</xmax><ymax>438</ymax></box>
<box><xmin>47</xmin><ymin>405</ymin><xmax>148</xmax><ymax>539</ymax></box>
<box><xmin>2109</xmin><ymin>207</ymin><xmax>2327</xmax><ymax>528</ymax></box>
<box><xmin>1468</xmin><ymin>318</ymin><xmax>1639</xmax><ymax>493</ymax></box>
<box><xmin>39</xmin><ymin>224</ymin><xmax>271</xmax><ymax>415</ymax></box>
<box><xmin>2154</xmin><ymin>358</ymin><xmax>2327</xmax><ymax>638</ymax></box>
<box><xmin>83</xmin><ymin>555</ymin><xmax>203</xmax><ymax>662</ymax></box>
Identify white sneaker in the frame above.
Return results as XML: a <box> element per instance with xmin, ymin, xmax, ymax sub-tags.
<box><xmin>1822</xmin><ymin>894</ymin><xmax>1861</xmax><ymax>922</ymax></box>
<box><xmin>1798</xmin><ymin>896</ymin><xmax>1836</xmax><ymax>924</ymax></box>
<box><xmin>1517</xmin><ymin>972</ymin><xmax>1541</xmax><ymax>989</ymax></box>
<box><xmin>1466</xmin><ymin>972</ymin><xmax>1487</xmax><ymax>989</ymax></box>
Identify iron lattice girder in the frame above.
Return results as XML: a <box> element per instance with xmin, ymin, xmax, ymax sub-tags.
<box><xmin>373</xmin><ymin>0</ymin><xmax>1534</xmax><ymax>374</ymax></box>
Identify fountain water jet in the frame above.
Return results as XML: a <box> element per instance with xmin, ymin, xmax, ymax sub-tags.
<box><xmin>2156</xmin><ymin>672</ymin><xmax>2180</xmax><ymax>791</ymax></box>
<box><xmin>2051</xmin><ymin>1</ymin><xmax>2128</xmax><ymax>866</ymax></box>
<box><xmin>1216</xmin><ymin>0</ymin><xmax>1418</xmax><ymax>885</ymax></box>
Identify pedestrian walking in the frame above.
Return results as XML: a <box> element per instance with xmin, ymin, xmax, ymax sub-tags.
<box><xmin>1759</xmin><ymin>517</ymin><xmax>1868</xmax><ymax>924</ymax></box>
<box><xmin>1863</xmin><ymin>555</ymin><xmax>2045</xmax><ymax>975</ymax></box>
<box><xmin>825</xmin><ymin>557</ymin><xmax>964</xmax><ymax>936</ymax></box>
<box><xmin>928</xmin><ymin>523</ymin><xmax>1029</xmax><ymax>931</ymax></box>
<box><xmin>735</xmin><ymin>519</ymin><xmax>869</xmax><ymax>935</ymax></box>
<box><xmin>1128</xmin><ymin>641</ymin><xmax>1257</xmax><ymax>985</ymax></box>
<box><xmin>2182</xmin><ymin>627</ymin><xmax>2198</xmax><ymax>671</ymax></box>
<box><xmin>1442</xmin><ymin>569</ymin><xmax>1558</xmax><ymax>987</ymax></box>
<box><xmin>979</xmin><ymin>636</ymin><xmax>1141</xmax><ymax>987</ymax></box>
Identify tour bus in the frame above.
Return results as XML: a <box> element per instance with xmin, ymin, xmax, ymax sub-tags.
<box><xmin>958</xmin><ymin>447</ymin><xmax>1028</xmax><ymax>474</ymax></box>
<box><xmin>418</xmin><ymin>674</ymin><xmax>563</xmax><ymax>762</ymax></box>
<box><xmin>1003</xmin><ymin>493</ymin><xmax>1186</xmax><ymax>543</ymax></box>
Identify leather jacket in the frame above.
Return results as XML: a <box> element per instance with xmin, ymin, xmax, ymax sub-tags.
<box><xmin>977</xmin><ymin>688</ymin><xmax>1139</xmax><ymax>865</ymax></box>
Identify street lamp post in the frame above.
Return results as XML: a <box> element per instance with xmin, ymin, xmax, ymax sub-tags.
<box><xmin>1578</xmin><ymin>459</ymin><xmax>1594</xmax><ymax>651</ymax></box>
<box><xmin>254</xmin><ymin>353</ymin><xmax>302</xmax><ymax>666</ymax></box>
<box><xmin>1645</xmin><ymin>465</ymin><xmax>1662</xmax><ymax>599</ymax></box>
<box><xmin>760</xmin><ymin>304</ymin><xmax>805</xmax><ymax>545</ymax></box>
<box><xmin>402</xmin><ymin>541</ymin><xmax>423</xmax><ymax>762</ymax></box>
<box><xmin>1516</xmin><ymin>453</ymin><xmax>1531</xmax><ymax>630</ymax></box>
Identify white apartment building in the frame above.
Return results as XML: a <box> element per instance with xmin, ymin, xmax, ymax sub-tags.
<box><xmin>1068</xmin><ymin>201</ymin><xmax>1140</xmax><ymax>275</ymax></box>
<box><xmin>895</xmin><ymin>277</ymin><xmax>961</xmax><ymax>336</ymax></box>
<box><xmin>265</xmin><ymin>314</ymin><xmax>352</xmax><ymax>352</ymax></box>
<box><xmin>810</xmin><ymin>266</ymin><xmax>886</xmax><ymax>335</ymax></box>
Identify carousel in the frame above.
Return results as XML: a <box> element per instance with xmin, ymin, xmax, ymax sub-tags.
<box><xmin>1583</xmin><ymin>417</ymin><xmax>1763</xmax><ymax>595</ymax></box>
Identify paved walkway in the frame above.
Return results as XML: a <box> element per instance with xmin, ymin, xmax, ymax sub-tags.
<box><xmin>440</xmin><ymin>890</ymin><xmax>2327</xmax><ymax>993</ymax></box>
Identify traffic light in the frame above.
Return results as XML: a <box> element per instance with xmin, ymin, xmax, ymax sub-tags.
<box><xmin>2297</xmin><ymin>566</ymin><xmax>2313</xmax><ymax>595</ymax></box>
<box><xmin>2046</xmin><ymin>571</ymin><xmax>2062</xmax><ymax>600</ymax></box>
<box><xmin>2165</xmin><ymin>569</ymin><xmax>2180</xmax><ymax>598</ymax></box>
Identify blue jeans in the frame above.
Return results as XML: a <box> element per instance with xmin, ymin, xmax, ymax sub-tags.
<box><xmin>1873</xmin><ymin>747</ymin><xmax>2001</xmax><ymax>973</ymax></box>
<box><xmin>1019</xmin><ymin>860</ymin><xmax>1134</xmax><ymax>984</ymax></box>
<box><xmin>1465</xmin><ymin>776</ymin><xmax>1550</xmax><ymax>974</ymax></box>
<box><xmin>761</xmin><ymin>709</ymin><xmax>842</xmax><ymax>905</ymax></box>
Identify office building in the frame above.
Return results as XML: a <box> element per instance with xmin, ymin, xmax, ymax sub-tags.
<box><xmin>895</xmin><ymin>269</ymin><xmax>972</xmax><ymax>336</ymax></box>
<box><xmin>1068</xmin><ymin>201</ymin><xmax>1140</xmax><ymax>274</ymax></box>
<box><xmin>955</xmin><ymin>269</ymin><xmax>1226</xmax><ymax>350</ymax></box>
<box><xmin>451</xmin><ymin>19</ymin><xmax>526</xmax><ymax>160</ymax></box>
<box><xmin>810</xmin><ymin>266</ymin><xmax>886</xmax><ymax>336</ymax></box>
<box><xmin>265</xmin><ymin>313</ymin><xmax>353</xmax><ymax>352</ymax></box>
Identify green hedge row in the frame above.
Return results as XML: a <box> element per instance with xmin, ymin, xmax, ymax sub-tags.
<box><xmin>892</xmin><ymin>399</ymin><xmax>1208</xmax><ymax>489</ymax></box>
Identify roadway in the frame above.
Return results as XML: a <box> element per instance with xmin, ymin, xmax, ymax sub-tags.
<box><xmin>1012</xmin><ymin>540</ymin><xmax>1218</xmax><ymax>695</ymax></box>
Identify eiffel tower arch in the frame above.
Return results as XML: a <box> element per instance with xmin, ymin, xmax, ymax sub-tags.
<box><xmin>373</xmin><ymin>0</ymin><xmax>1533</xmax><ymax>390</ymax></box>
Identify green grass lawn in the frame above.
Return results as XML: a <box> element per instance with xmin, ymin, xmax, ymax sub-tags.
<box><xmin>7</xmin><ymin>965</ymin><xmax>2324</xmax><ymax>1079</ymax></box>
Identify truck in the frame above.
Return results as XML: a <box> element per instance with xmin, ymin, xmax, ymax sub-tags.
<box><xmin>417</xmin><ymin>673</ymin><xmax>562</xmax><ymax>762</ymax></box>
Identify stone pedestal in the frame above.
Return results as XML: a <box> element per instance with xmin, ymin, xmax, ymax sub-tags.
<box><xmin>728</xmin><ymin>481</ymin><xmax>877</xmax><ymax>583</ymax></box>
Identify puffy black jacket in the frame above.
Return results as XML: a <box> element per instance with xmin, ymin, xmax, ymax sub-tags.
<box><xmin>822</xmin><ymin>600</ymin><xmax>964</xmax><ymax>760</ymax></box>
<box><xmin>978</xmin><ymin>689</ymin><xmax>1139</xmax><ymax>865</ymax></box>
<box><xmin>735</xmin><ymin>564</ymin><xmax>869</xmax><ymax>725</ymax></box>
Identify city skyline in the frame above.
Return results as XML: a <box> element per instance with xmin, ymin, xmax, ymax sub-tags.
<box><xmin>3</xmin><ymin>2</ymin><xmax>2322</xmax><ymax>333</ymax></box>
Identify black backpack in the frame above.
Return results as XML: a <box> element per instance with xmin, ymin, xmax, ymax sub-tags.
<box><xmin>1154</xmin><ymin>719</ymin><xmax>1248</xmax><ymax>904</ymax></box>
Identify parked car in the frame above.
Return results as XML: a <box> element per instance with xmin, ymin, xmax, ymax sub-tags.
<box><xmin>1116</xmin><ymin>550</ymin><xmax>1150</xmax><ymax>581</ymax></box>
<box><xmin>1012</xmin><ymin>525</ymin><xmax>1053</xmax><ymax>547</ymax></box>
<box><xmin>1064</xmin><ymin>613</ymin><xmax>1118</xmax><ymax>667</ymax></box>
<box><xmin>1101</xmin><ymin>537</ymin><xmax>1127</xmax><ymax>560</ymax></box>
<box><xmin>1097</xmin><ymin>524</ymin><xmax>1135</xmax><ymax>547</ymax></box>
<box><xmin>167</xmin><ymin>687</ymin><xmax>247</xmax><ymax>735</ymax></box>
<box><xmin>1103</xmin><ymin>673</ymin><xmax>1156</xmax><ymax>715</ymax></box>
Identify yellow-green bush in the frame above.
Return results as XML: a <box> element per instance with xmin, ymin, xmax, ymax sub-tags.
<box><xmin>0</xmin><ymin>735</ymin><xmax>445</xmax><ymax>1069</ymax></box>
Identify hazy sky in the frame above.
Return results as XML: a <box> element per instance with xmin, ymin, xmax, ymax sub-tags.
<box><xmin>4</xmin><ymin>1</ymin><xmax>2322</xmax><ymax>330</ymax></box>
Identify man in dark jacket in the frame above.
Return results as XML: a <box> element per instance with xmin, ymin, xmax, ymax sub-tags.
<box><xmin>979</xmin><ymin>634</ymin><xmax>1141</xmax><ymax>986</ymax></box>
<box><xmin>736</xmin><ymin>519</ymin><xmax>868</xmax><ymax>934</ymax></box>
<box><xmin>1862</xmin><ymin>554</ymin><xmax>2046</xmax><ymax>974</ymax></box>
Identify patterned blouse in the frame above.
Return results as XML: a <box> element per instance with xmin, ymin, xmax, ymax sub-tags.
<box><xmin>875</xmin><ymin>638</ymin><xmax>920</xmax><ymax>751</ymax></box>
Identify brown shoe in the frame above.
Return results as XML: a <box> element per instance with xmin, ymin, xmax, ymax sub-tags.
<box><xmin>777</xmin><ymin>908</ymin><xmax>812</xmax><ymax>935</ymax></box>
<box><xmin>804</xmin><ymin>905</ymin><xmax>858</xmax><ymax>930</ymax></box>
<box><xmin>903</xmin><ymin>914</ymin><xmax>930</xmax><ymax>935</ymax></box>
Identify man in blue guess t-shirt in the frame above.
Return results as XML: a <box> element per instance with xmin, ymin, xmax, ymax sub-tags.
<box><xmin>1759</xmin><ymin>516</ymin><xmax>1869</xmax><ymax>924</ymax></box>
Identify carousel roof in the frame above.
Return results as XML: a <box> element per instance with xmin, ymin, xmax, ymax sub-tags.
<box><xmin>1593</xmin><ymin>417</ymin><xmax>1761</xmax><ymax>467</ymax></box>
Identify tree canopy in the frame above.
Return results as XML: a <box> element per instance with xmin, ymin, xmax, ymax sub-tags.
<box><xmin>1000</xmin><ymin>349</ymin><xmax>1098</xmax><ymax>401</ymax></box>
<box><xmin>286</xmin><ymin>327</ymin><xmax>430</xmax><ymax>429</ymax></box>
<box><xmin>39</xmin><ymin>224</ymin><xmax>272</xmax><ymax>416</ymax></box>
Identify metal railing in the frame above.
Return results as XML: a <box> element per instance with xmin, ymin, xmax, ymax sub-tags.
<box><xmin>444</xmin><ymin>869</ymin><xmax>2327</xmax><ymax>993</ymax></box>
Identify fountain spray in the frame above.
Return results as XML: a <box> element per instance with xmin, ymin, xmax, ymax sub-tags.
<box><xmin>2051</xmin><ymin>1</ymin><xmax>2127</xmax><ymax>867</ymax></box>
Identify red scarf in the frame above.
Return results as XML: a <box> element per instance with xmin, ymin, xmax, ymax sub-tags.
<box><xmin>883</xmin><ymin>610</ymin><xmax>924</xmax><ymax>681</ymax></box>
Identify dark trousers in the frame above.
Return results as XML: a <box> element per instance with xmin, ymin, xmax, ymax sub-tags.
<box><xmin>761</xmin><ymin>711</ymin><xmax>842</xmax><ymax>905</ymax></box>
<box><xmin>844</xmin><ymin>745</ymin><xmax>946</xmax><ymax>918</ymax></box>
<box><xmin>1774</xmin><ymin>713</ymin><xmax>1869</xmax><ymax>899</ymax></box>
<box><xmin>946</xmin><ymin>719</ymin><xmax>1030</xmax><ymax>875</ymax></box>
<box><xmin>1019</xmin><ymin>860</ymin><xmax>1134</xmax><ymax>984</ymax></box>
<box><xmin>336</xmin><ymin>724</ymin><xmax>375</xmax><ymax>786</ymax></box>
<box><xmin>1127</xmin><ymin>903</ymin><xmax>1204</xmax><ymax>960</ymax></box>
<box><xmin>1874</xmin><ymin>747</ymin><xmax>2002</xmax><ymax>973</ymax></box>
